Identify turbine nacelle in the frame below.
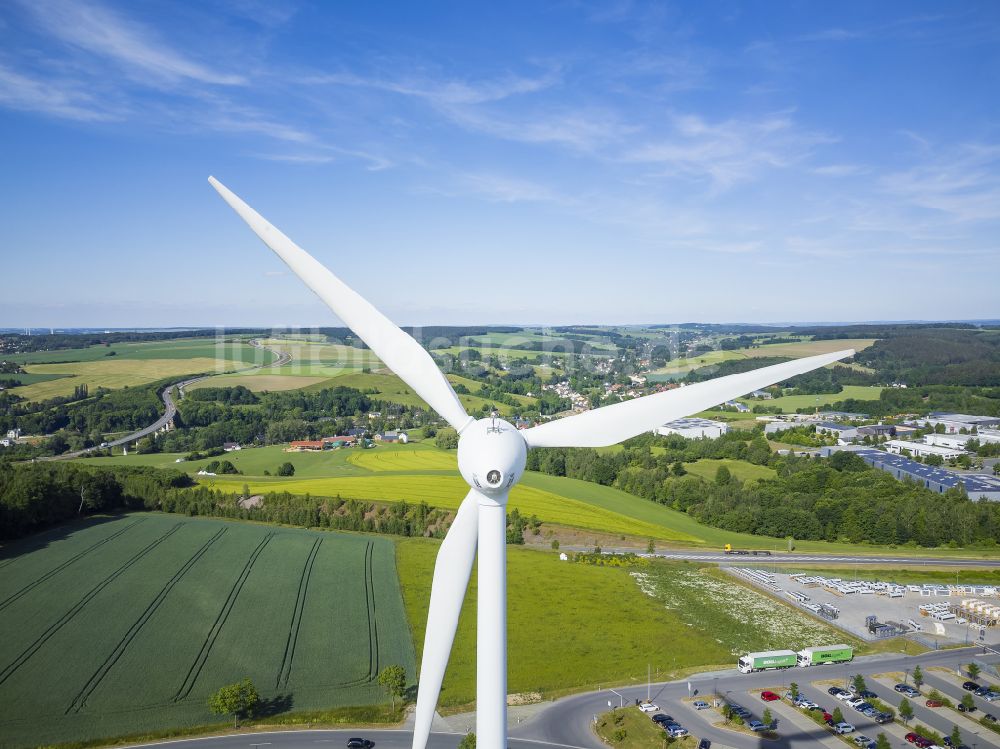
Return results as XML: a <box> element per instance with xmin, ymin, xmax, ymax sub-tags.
<box><xmin>457</xmin><ymin>417</ymin><xmax>527</xmax><ymax>502</ymax></box>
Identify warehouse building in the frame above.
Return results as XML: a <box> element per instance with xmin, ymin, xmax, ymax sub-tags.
<box><xmin>915</xmin><ymin>413</ymin><xmax>1000</xmax><ymax>433</ymax></box>
<box><xmin>885</xmin><ymin>439</ymin><xmax>966</xmax><ymax>461</ymax></box>
<box><xmin>821</xmin><ymin>447</ymin><xmax>1000</xmax><ymax>502</ymax></box>
<box><xmin>656</xmin><ymin>417</ymin><xmax>729</xmax><ymax>440</ymax></box>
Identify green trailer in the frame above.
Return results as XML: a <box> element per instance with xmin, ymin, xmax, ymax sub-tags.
<box><xmin>737</xmin><ymin>649</ymin><xmax>798</xmax><ymax>673</ymax></box>
<box><xmin>796</xmin><ymin>644</ymin><xmax>853</xmax><ymax>667</ymax></box>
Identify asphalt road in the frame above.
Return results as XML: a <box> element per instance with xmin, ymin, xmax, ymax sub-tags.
<box><xmin>560</xmin><ymin>546</ymin><xmax>1000</xmax><ymax>568</ymax></box>
<box><xmin>52</xmin><ymin>339</ymin><xmax>290</xmax><ymax>460</ymax></box>
<box><xmin>118</xmin><ymin>647</ymin><xmax>1000</xmax><ymax>749</ymax></box>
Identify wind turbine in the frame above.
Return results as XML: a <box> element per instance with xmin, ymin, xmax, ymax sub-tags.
<box><xmin>208</xmin><ymin>176</ymin><xmax>854</xmax><ymax>749</ymax></box>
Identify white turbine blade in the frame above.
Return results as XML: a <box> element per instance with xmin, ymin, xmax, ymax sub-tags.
<box><xmin>523</xmin><ymin>349</ymin><xmax>855</xmax><ymax>448</ymax></box>
<box><xmin>412</xmin><ymin>491</ymin><xmax>480</xmax><ymax>749</ymax></box>
<box><xmin>208</xmin><ymin>177</ymin><xmax>473</xmax><ymax>433</ymax></box>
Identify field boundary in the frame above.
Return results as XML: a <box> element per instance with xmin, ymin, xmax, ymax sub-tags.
<box><xmin>66</xmin><ymin>527</ymin><xmax>229</xmax><ymax>713</ymax></box>
<box><xmin>0</xmin><ymin>522</ymin><xmax>183</xmax><ymax>686</ymax></box>
<box><xmin>276</xmin><ymin>537</ymin><xmax>323</xmax><ymax>689</ymax></box>
<box><xmin>172</xmin><ymin>532</ymin><xmax>275</xmax><ymax>702</ymax></box>
<box><xmin>0</xmin><ymin>519</ymin><xmax>145</xmax><ymax>612</ymax></box>
<box><xmin>365</xmin><ymin>541</ymin><xmax>380</xmax><ymax>682</ymax></box>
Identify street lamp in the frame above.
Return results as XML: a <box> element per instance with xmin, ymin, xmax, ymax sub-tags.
<box><xmin>608</xmin><ymin>689</ymin><xmax>625</xmax><ymax>709</ymax></box>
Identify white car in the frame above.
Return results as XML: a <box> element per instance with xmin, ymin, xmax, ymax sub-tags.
<box><xmin>985</xmin><ymin>692</ymin><xmax>1000</xmax><ymax>702</ymax></box>
<box><xmin>800</xmin><ymin>700</ymin><xmax>819</xmax><ymax>710</ymax></box>
<box><xmin>835</xmin><ymin>722</ymin><xmax>855</xmax><ymax>734</ymax></box>
<box><xmin>639</xmin><ymin>703</ymin><xmax>659</xmax><ymax>713</ymax></box>
<box><xmin>845</xmin><ymin>698</ymin><xmax>865</xmax><ymax>709</ymax></box>
<box><xmin>836</xmin><ymin>692</ymin><xmax>854</xmax><ymax>702</ymax></box>
<box><xmin>854</xmin><ymin>735</ymin><xmax>873</xmax><ymax>747</ymax></box>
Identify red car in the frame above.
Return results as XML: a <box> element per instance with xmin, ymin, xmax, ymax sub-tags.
<box><xmin>915</xmin><ymin>738</ymin><xmax>932</xmax><ymax>748</ymax></box>
<box><xmin>925</xmin><ymin>699</ymin><xmax>943</xmax><ymax>708</ymax></box>
<box><xmin>905</xmin><ymin>733</ymin><xmax>919</xmax><ymax>744</ymax></box>
<box><xmin>761</xmin><ymin>691</ymin><xmax>780</xmax><ymax>702</ymax></box>
<box><xmin>823</xmin><ymin>712</ymin><xmax>833</xmax><ymax>724</ymax></box>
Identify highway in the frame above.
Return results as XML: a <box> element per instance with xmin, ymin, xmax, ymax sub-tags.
<box><xmin>118</xmin><ymin>647</ymin><xmax>1000</xmax><ymax>749</ymax></box>
<box><xmin>559</xmin><ymin>546</ymin><xmax>1000</xmax><ymax>568</ymax></box>
<box><xmin>53</xmin><ymin>339</ymin><xmax>290</xmax><ymax>459</ymax></box>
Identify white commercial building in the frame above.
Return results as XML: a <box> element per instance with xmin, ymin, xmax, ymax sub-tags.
<box><xmin>656</xmin><ymin>417</ymin><xmax>729</xmax><ymax>440</ymax></box>
<box><xmin>885</xmin><ymin>439</ymin><xmax>965</xmax><ymax>461</ymax></box>
<box><xmin>975</xmin><ymin>429</ymin><xmax>1000</xmax><ymax>445</ymax></box>
<box><xmin>916</xmin><ymin>413</ymin><xmax>1000</xmax><ymax>434</ymax></box>
<box><xmin>925</xmin><ymin>433</ymin><xmax>975</xmax><ymax>450</ymax></box>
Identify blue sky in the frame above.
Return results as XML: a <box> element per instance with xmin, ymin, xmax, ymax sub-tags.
<box><xmin>1</xmin><ymin>1</ymin><xmax>998</xmax><ymax>327</ymax></box>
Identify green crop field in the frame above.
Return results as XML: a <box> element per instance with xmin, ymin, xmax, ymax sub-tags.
<box><xmin>187</xmin><ymin>373</ymin><xmax>332</xmax><ymax>392</ymax></box>
<box><xmin>0</xmin><ymin>514</ymin><xmax>414</xmax><ymax>749</ymax></box>
<box><xmin>396</xmin><ymin>541</ymin><xmax>732</xmax><ymax>708</ymax></box>
<box><xmin>682</xmin><ymin>458</ymin><xmax>777</xmax><ymax>483</ymax></box>
<box><xmin>75</xmin><ymin>443</ymin><xmax>1000</xmax><ymax>558</ymax></box>
<box><xmin>9</xmin><ymin>339</ymin><xmax>267</xmax><ymax>402</ymax></box>
<box><xmin>737</xmin><ymin>338</ymin><xmax>877</xmax><ymax>358</ymax></box>
<box><xmin>740</xmin><ymin>385</ymin><xmax>885</xmax><ymax>412</ymax></box>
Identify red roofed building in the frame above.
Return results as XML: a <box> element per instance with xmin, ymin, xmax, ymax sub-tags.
<box><xmin>289</xmin><ymin>440</ymin><xmax>325</xmax><ymax>451</ymax></box>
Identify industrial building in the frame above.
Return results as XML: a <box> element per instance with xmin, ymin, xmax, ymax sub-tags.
<box><xmin>925</xmin><ymin>433</ymin><xmax>976</xmax><ymax>450</ymax></box>
<box><xmin>821</xmin><ymin>447</ymin><xmax>1000</xmax><ymax>502</ymax></box>
<box><xmin>764</xmin><ymin>419</ymin><xmax>819</xmax><ymax>435</ymax></box>
<box><xmin>884</xmin><ymin>439</ymin><xmax>966</xmax><ymax>460</ymax></box>
<box><xmin>914</xmin><ymin>412</ymin><xmax>1000</xmax><ymax>433</ymax></box>
<box><xmin>656</xmin><ymin>417</ymin><xmax>729</xmax><ymax>440</ymax></box>
<box><xmin>815</xmin><ymin>421</ymin><xmax>858</xmax><ymax>443</ymax></box>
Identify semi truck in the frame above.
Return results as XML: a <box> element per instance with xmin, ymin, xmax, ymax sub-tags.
<box><xmin>796</xmin><ymin>645</ymin><xmax>853</xmax><ymax>667</ymax></box>
<box><xmin>723</xmin><ymin>544</ymin><xmax>772</xmax><ymax>556</ymax></box>
<box><xmin>737</xmin><ymin>650</ymin><xmax>798</xmax><ymax>673</ymax></box>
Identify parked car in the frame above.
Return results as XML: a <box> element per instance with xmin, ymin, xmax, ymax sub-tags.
<box><xmin>838</xmin><ymin>692</ymin><xmax>856</xmax><ymax>702</ymax></box>
<box><xmin>985</xmin><ymin>692</ymin><xmax>1000</xmax><ymax>702</ymax></box>
<box><xmin>835</xmin><ymin>722</ymin><xmax>855</xmax><ymax>734</ymax></box>
<box><xmin>957</xmin><ymin>702</ymin><xmax>976</xmax><ymax>713</ymax></box>
<box><xmin>914</xmin><ymin>738</ymin><xmax>932</xmax><ymax>748</ymax></box>
<box><xmin>854</xmin><ymin>735</ymin><xmax>874</xmax><ymax>748</ymax></box>
<box><xmin>975</xmin><ymin>686</ymin><xmax>991</xmax><ymax>697</ymax></box>
<box><xmin>874</xmin><ymin>712</ymin><xmax>893</xmax><ymax>724</ymax></box>
<box><xmin>905</xmin><ymin>733</ymin><xmax>920</xmax><ymax>744</ymax></box>
<box><xmin>985</xmin><ymin>713</ymin><xmax>998</xmax><ymax>723</ymax></box>
<box><xmin>651</xmin><ymin>714</ymin><xmax>672</xmax><ymax>724</ymax></box>
<box><xmin>667</xmin><ymin>725</ymin><xmax>688</xmax><ymax>737</ymax></box>
<box><xmin>829</xmin><ymin>687</ymin><xmax>847</xmax><ymax>697</ymax></box>
<box><xmin>854</xmin><ymin>701</ymin><xmax>874</xmax><ymax>712</ymax></box>
<box><xmin>693</xmin><ymin>701</ymin><xmax>709</xmax><ymax>710</ymax></box>
<box><xmin>962</xmin><ymin>681</ymin><xmax>981</xmax><ymax>691</ymax></box>
<box><xmin>925</xmin><ymin>699</ymin><xmax>943</xmax><ymax>708</ymax></box>
<box><xmin>846</xmin><ymin>697</ymin><xmax>866</xmax><ymax>709</ymax></box>
<box><xmin>823</xmin><ymin>712</ymin><xmax>833</xmax><ymax>724</ymax></box>
<box><xmin>761</xmin><ymin>691</ymin><xmax>780</xmax><ymax>702</ymax></box>
<box><xmin>748</xmin><ymin>721</ymin><xmax>767</xmax><ymax>732</ymax></box>
<box><xmin>639</xmin><ymin>703</ymin><xmax>659</xmax><ymax>713</ymax></box>
<box><xmin>859</xmin><ymin>690</ymin><xmax>878</xmax><ymax>699</ymax></box>
<box><xmin>346</xmin><ymin>740</ymin><xmax>374</xmax><ymax>749</ymax></box>
<box><xmin>697</xmin><ymin>740</ymin><xmax>710</xmax><ymax>749</ymax></box>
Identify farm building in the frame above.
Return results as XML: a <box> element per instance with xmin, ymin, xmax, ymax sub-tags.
<box><xmin>723</xmin><ymin>399</ymin><xmax>750</xmax><ymax>413</ymax></box>
<box><xmin>656</xmin><ymin>417</ymin><xmax>728</xmax><ymax>440</ymax></box>
<box><xmin>322</xmin><ymin>435</ymin><xmax>357</xmax><ymax>447</ymax></box>
<box><xmin>885</xmin><ymin>439</ymin><xmax>965</xmax><ymax>460</ymax></box>
<box><xmin>288</xmin><ymin>440</ymin><xmax>325</xmax><ymax>452</ymax></box>
<box><xmin>821</xmin><ymin>447</ymin><xmax>1000</xmax><ymax>501</ymax></box>
<box><xmin>376</xmin><ymin>430</ymin><xmax>408</xmax><ymax>443</ymax></box>
<box><xmin>750</xmin><ymin>389</ymin><xmax>773</xmax><ymax>399</ymax></box>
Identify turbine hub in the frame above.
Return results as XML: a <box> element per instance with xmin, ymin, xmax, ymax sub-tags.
<box><xmin>457</xmin><ymin>417</ymin><xmax>527</xmax><ymax>502</ymax></box>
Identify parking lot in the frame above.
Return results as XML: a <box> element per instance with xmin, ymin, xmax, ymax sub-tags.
<box><xmin>726</xmin><ymin>568</ymin><xmax>1000</xmax><ymax>646</ymax></box>
<box><xmin>621</xmin><ymin>659</ymin><xmax>1000</xmax><ymax>749</ymax></box>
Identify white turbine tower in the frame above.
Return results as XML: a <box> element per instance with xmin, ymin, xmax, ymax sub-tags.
<box><xmin>208</xmin><ymin>177</ymin><xmax>854</xmax><ymax>749</ymax></box>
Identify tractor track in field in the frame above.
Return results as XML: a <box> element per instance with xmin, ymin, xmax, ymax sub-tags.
<box><xmin>65</xmin><ymin>527</ymin><xmax>228</xmax><ymax>714</ymax></box>
<box><xmin>0</xmin><ymin>522</ymin><xmax>183</xmax><ymax>686</ymax></box>
<box><xmin>172</xmin><ymin>532</ymin><xmax>275</xmax><ymax>702</ymax></box>
<box><xmin>364</xmin><ymin>540</ymin><xmax>380</xmax><ymax>682</ymax></box>
<box><xmin>0</xmin><ymin>519</ymin><xmax>144</xmax><ymax>613</ymax></box>
<box><xmin>275</xmin><ymin>537</ymin><xmax>322</xmax><ymax>689</ymax></box>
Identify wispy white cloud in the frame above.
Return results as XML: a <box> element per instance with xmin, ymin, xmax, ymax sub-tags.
<box><xmin>881</xmin><ymin>143</ymin><xmax>1000</xmax><ymax>222</ymax></box>
<box><xmin>813</xmin><ymin>164</ymin><xmax>868</xmax><ymax>177</ymax></box>
<box><xmin>624</xmin><ymin>111</ymin><xmax>832</xmax><ymax>189</ymax></box>
<box><xmin>16</xmin><ymin>0</ymin><xmax>245</xmax><ymax>87</ymax></box>
<box><xmin>309</xmin><ymin>69</ymin><xmax>558</xmax><ymax>106</ymax></box>
<box><xmin>0</xmin><ymin>62</ymin><xmax>116</xmax><ymax>121</ymax></box>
